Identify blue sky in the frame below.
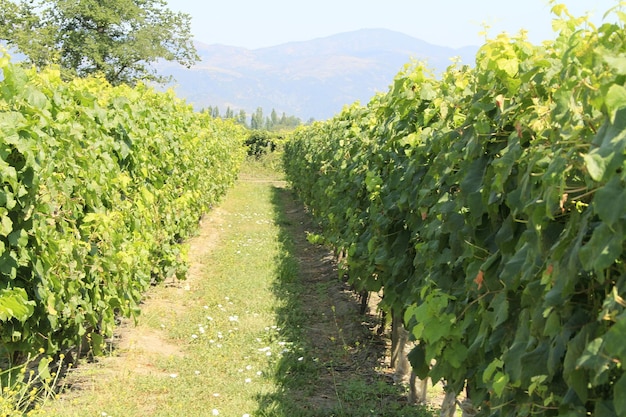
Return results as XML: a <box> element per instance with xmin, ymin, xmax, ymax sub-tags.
<box><xmin>165</xmin><ymin>0</ymin><xmax>621</xmax><ymax>49</ymax></box>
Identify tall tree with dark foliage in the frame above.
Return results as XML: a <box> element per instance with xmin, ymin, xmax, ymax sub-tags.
<box><xmin>0</xmin><ymin>0</ymin><xmax>199</xmax><ymax>85</ymax></box>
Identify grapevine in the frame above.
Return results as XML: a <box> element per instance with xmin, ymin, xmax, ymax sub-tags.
<box><xmin>0</xmin><ymin>51</ymin><xmax>246</xmax><ymax>360</ymax></box>
<box><xmin>284</xmin><ymin>5</ymin><xmax>626</xmax><ymax>416</ymax></box>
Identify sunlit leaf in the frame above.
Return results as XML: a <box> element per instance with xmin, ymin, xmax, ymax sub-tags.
<box><xmin>606</xmin><ymin>85</ymin><xmax>626</xmax><ymax>123</ymax></box>
<box><xmin>582</xmin><ymin>152</ymin><xmax>607</xmax><ymax>182</ymax></box>
<box><xmin>604</xmin><ymin>55</ymin><xmax>626</xmax><ymax>75</ymax></box>
<box><xmin>0</xmin><ymin>288</ymin><xmax>35</xmax><ymax>322</ymax></box>
<box><xmin>492</xmin><ymin>372</ymin><xmax>510</xmax><ymax>397</ymax></box>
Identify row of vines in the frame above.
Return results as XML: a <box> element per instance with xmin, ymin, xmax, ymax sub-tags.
<box><xmin>0</xmin><ymin>50</ymin><xmax>246</xmax><ymax>362</ymax></box>
<box><xmin>284</xmin><ymin>6</ymin><xmax>626</xmax><ymax>416</ymax></box>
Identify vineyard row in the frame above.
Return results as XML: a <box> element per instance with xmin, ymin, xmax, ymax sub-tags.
<box><xmin>284</xmin><ymin>6</ymin><xmax>626</xmax><ymax>416</ymax></box>
<box><xmin>0</xmin><ymin>51</ymin><xmax>246</xmax><ymax>361</ymax></box>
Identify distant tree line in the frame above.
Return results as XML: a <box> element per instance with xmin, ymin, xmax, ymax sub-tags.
<box><xmin>203</xmin><ymin>105</ymin><xmax>307</xmax><ymax>131</ymax></box>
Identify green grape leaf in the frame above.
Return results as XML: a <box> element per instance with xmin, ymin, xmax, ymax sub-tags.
<box><xmin>0</xmin><ymin>288</ymin><xmax>35</xmax><ymax>322</ymax></box>
<box><xmin>606</xmin><ymin>85</ymin><xmax>626</xmax><ymax>123</ymax></box>
<box><xmin>420</xmin><ymin>83</ymin><xmax>437</xmax><ymax>101</ymax></box>
<box><xmin>0</xmin><ymin>215</ymin><xmax>12</xmax><ymax>237</ymax></box>
<box><xmin>582</xmin><ymin>152</ymin><xmax>607</xmax><ymax>182</ymax></box>
<box><xmin>603</xmin><ymin>314</ymin><xmax>626</xmax><ymax>365</ymax></box>
<box><xmin>24</xmin><ymin>86</ymin><xmax>48</xmax><ymax>109</ymax></box>
<box><xmin>593</xmin><ymin>176</ymin><xmax>626</xmax><ymax>227</ymax></box>
<box><xmin>604</xmin><ymin>54</ymin><xmax>626</xmax><ymax>75</ymax></box>
<box><xmin>408</xmin><ymin>344</ymin><xmax>430</xmax><ymax>379</ymax></box>
<box><xmin>492</xmin><ymin>371</ymin><xmax>510</xmax><ymax>397</ymax></box>
<box><xmin>595</xmin><ymin>400</ymin><xmax>618</xmax><ymax>417</ymax></box>
<box><xmin>490</xmin><ymin>291</ymin><xmax>509</xmax><ymax>328</ymax></box>
<box><xmin>614</xmin><ymin>374</ymin><xmax>626</xmax><ymax>417</ymax></box>
<box><xmin>579</xmin><ymin>222</ymin><xmax>624</xmax><ymax>273</ymax></box>
<box><xmin>37</xmin><ymin>355</ymin><xmax>53</xmax><ymax>381</ymax></box>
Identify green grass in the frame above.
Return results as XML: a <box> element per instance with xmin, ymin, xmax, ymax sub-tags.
<box><xmin>42</xmin><ymin>167</ymin><xmax>288</xmax><ymax>417</ymax></box>
<box><xmin>252</xmin><ymin>184</ymin><xmax>436</xmax><ymax>417</ymax></box>
<box><xmin>36</xmin><ymin>156</ymin><xmax>438</xmax><ymax>417</ymax></box>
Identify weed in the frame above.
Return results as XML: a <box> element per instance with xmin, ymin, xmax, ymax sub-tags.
<box><xmin>0</xmin><ymin>353</ymin><xmax>68</xmax><ymax>416</ymax></box>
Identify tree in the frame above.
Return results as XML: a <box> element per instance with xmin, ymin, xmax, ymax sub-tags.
<box><xmin>250</xmin><ymin>107</ymin><xmax>263</xmax><ymax>129</ymax></box>
<box><xmin>0</xmin><ymin>0</ymin><xmax>199</xmax><ymax>85</ymax></box>
<box><xmin>237</xmin><ymin>109</ymin><xmax>247</xmax><ymax>127</ymax></box>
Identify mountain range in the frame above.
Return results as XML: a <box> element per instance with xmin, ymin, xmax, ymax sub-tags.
<box><xmin>158</xmin><ymin>29</ymin><xmax>478</xmax><ymax>121</ymax></box>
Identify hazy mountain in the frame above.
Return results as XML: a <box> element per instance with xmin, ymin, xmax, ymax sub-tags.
<box><xmin>158</xmin><ymin>29</ymin><xmax>478</xmax><ymax>121</ymax></box>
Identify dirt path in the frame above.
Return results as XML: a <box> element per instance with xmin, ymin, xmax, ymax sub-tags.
<box><xmin>264</xmin><ymin>186</ymin><xmax>397</xmax><ymax>412</ymax></box>
<box><xmin>43</xmin><ymin>171</ymin><xmax>437</xmax><ymax>416</ymax></box>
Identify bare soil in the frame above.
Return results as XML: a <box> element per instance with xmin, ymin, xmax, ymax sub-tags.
<box><xmin>56</xmin><ymin>208</ymin><xmax>228</xmax><ymax>397</ymax></box>
<box><xmin>54</xmin><ymin>179</ymin><xmax>444</xmax><ymax>414</ymax></box>
<box><xmin>271</xmin><ymin>186</ymin><xmax>417</xmax><ymax>412</ymax></box>
<box><xmin>272</xmin><ymin>185</ymin><xmax>450</xmax><ymax>413</ymax></box>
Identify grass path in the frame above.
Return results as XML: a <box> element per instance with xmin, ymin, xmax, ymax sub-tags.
<box><xmin>42</xmin><ymin>163</ymin><xmax>436</xmax><ymax>417</ymax></box>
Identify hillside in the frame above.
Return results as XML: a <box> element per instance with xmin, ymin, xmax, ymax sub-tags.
<box><xmin>158</xmin><ymin>29</ymin><xmax>477</xmax><ymax>121</ymax></box>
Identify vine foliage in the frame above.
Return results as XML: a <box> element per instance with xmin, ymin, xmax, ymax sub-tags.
<box><xmin>0</xmin><ymin>50</ymin><xmax>245</xmax><ymax>360</ymax></box>
<box><xmin>284</xmin><ymin>5</ymin><xmax>626</xmax><ymax>416</ymax></box>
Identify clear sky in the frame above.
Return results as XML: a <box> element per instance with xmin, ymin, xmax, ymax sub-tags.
<box><xmin>165</xmin><ymin>0</ymin><xmax>621</xmax><ymax>49</ymax></box>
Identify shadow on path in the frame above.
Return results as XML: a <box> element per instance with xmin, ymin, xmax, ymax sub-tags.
<box><xmin>254</xmin><ymin>185</ymin><xmax>435</xmax><ymax>417</ymax></box>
